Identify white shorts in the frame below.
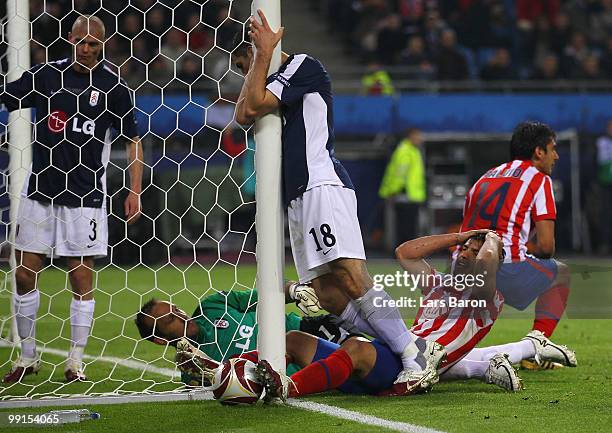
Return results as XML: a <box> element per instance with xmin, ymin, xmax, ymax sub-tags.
<box><xmin>14</xmin><ymin>197</ymin><xmax>108</xmax><ymax>258</ymax></box>
<box><xmin>288</xmin><ymin>184</ymin><xmax>366</xmax><ymax>283</ymax></box>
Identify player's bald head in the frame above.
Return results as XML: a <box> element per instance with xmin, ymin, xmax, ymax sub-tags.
<box><xmin>69</xmin><ymin>15</ymin><xmax>106</xmax><ymax>71</ymax></box>
<box><xmin>71</xmin><ymin>15</ymin><xmax>106</xmax><ymax>41</ymax></box>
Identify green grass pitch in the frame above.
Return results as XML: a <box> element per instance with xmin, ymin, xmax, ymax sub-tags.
<box><xmin>0</xmin><ymin>259</ymin><xmax>611</xmax><ymax>433</ymax></box>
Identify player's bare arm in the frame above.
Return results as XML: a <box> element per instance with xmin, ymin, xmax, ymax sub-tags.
<box><xmin>396</xmin><ymin>230</ymin><xmax>490</xmax><ymax>276</ymax></box>
<box><xmin>471</xmin><ymin>232</ymin><xmax>503</xmax><ymax>300</ymax></box>
<box><xmin>529</xmin><ymin>220</ymin><xmax>556</xmax><ymax>258</ymax></box>
<box><xmin>235</xmin><ymin>10</ymin><xmax>283</xmax><ymax>124</ymax></box>
<box><xmin>125</xmin><ymin>136</ymin><xmax>143</xmax><ymax>224</ymax></box>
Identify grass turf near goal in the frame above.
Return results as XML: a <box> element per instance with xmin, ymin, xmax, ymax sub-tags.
<box><xmin>1</xmin><ymin>261</ymin><xmax>611</xmax><ymax>432</ymax></box>
<box><xmin>0</xmin><ymin>319</ymin><xmax>610</xmax><ymax>433</ymax></box>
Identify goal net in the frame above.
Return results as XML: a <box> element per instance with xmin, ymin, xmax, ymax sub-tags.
<box><xmin>0</xmin><ymin>0</ymin><xmax>283</xmax><ymax>404</ymax></box>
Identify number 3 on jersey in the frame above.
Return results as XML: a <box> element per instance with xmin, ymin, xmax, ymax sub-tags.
<box><xmin>308</xmin><ymin>224</ymin><xmax>336</xmax><ymax>252</ymax></box>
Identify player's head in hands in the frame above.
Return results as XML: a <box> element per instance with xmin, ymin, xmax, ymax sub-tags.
<box><xmin>453</xmin><ymin>232</ymin><xmax>503</xmax><ymax>276</ymax></box>
<box><xmin>510</xmin><ymin>121</ymin><xmax>558</xmax><ymax>175</ymax></box>
<box><xmin>69</xmin><ymin>15</ymin><xmax>106</xmax><ymax>72</ymax></box>
<box><xmin>453</xmin><ymin>234</ymin><xmax>486</xmax><ymax>275</ymax></box>
<box><xmin>135</xmin><ymin>299</ymin><xmax>199</xmax><ymax>347</ymax></box>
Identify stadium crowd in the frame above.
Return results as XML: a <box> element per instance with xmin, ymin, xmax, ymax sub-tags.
<box><xmin>15</xmin><ymin>0</ymin><xmax>611</xmax><ymax>91</ymax></box>
<box><xmin>319</xmin><ymin>0</ymin><xmax>611</xmax><ymax>81</ymax></box>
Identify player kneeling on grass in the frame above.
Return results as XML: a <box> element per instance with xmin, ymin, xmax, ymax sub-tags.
<box><xmin>135</xmin><ymin>282</ymin><xmax>356</xmax><ymax>385</ymax></box>
<box><xmin>255</xmin><ymin>231</ymin><xmax>575</xmax><ymax>399</ymax></box>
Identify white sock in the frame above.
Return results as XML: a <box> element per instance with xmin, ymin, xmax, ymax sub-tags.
<box><xmin>441</xmin><ymin>359</ymin><xmax>489</xmax><ymax>381</ymax></box>
<box><xmin>355</xmin><ymin>288</ymin><xmax>425</xmax><ymax>370</ymax></box>
<box><xmin>338</xmin><ymin>301</ymin><xmax>379</xmax><ymax>338</ymax></box>
<box><xmin>69</xmin><ymin>298</ymin><xmax>95</xmax><ymax>365</ymax></box>
<box><xmin>14</xmin><ymin>290</ymin><xmax>40</xmax><ymax>360</ymax></box>
<box><xmin>470</xmin><ymin>340</ymin><xmax>536</xmax><ymax>364</ymax></box>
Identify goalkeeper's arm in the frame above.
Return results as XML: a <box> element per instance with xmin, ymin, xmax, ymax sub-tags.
<box><xmin>203</xmin><ymin>281</ymin><xmax>320</xmax><ymax>315</ymax></box>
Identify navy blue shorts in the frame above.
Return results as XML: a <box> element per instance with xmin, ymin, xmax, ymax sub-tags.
<box><xmin>312</xmin><ymin>338</ymin><xmax>402</xmax><ymax>395</ymax></box>
<box><xmin>497</xmin><ymin>256</ymin><xmax>558</xmax><ymax>310</ymax></box>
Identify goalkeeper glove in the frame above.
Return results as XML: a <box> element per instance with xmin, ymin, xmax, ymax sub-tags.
<box><xmin>288</xmin><ymin>282</ymin><xmax>321</xmax><ymax>315</ymax></box>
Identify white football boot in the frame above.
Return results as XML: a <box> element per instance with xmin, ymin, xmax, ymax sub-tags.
<box><xmin>522</xmin><ymin>330</ymin><xmax>577</xmax><ymax>368</ymax></box>
<box><xmin>486</xmin><ymin>353</ymin><xmax>523</xmax><ymax>392</ymax></box>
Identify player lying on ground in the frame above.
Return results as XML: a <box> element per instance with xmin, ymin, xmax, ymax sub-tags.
<box><xmin>233</xmin><ymin>8</ymin><xmax>438</xmax><ymax>396</ymax></box>
<box><xmin>135</xmin><ymin>282</ymin><xmax>357</xmax><ymax>385</ymax></box>
<box><xmin>459</xmin><ymin>121</ymin><xmax>571</xmax><ymax>370</ymax></box>
<box><xmin>257</xmin><ymin>230</ymin><xmax>502</xmax><ymax>398</ymax></box>
<box><xmin>179</xmin><ymin>232</ymin><xmax>575</xmax><ymax>398</ymax></box>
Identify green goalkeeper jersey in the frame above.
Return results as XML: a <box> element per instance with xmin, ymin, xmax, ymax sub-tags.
<box><xmin>191</xmin><ymin>289</ymin><xmax>302</xmax><ymax>362</ymax></box>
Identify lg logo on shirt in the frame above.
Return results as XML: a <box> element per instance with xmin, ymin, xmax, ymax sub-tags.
<box><xmin>48</xmin><ymin>110</ymin><xmax>95</xmax><ymax>136</ymax></box>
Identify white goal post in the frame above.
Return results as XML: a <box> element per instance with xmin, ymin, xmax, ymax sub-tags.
<box><xmin>251</xmin><ymin>0</ymin><xmax>286</xmax><ymax>377</ymax></box>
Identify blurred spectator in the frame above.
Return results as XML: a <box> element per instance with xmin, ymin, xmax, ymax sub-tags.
<box><xmin>178</xmin><ymin>55</ymin><xmax>202</xmax><ymax>84</ymax></box>
<box><xmin>400</xmin><ymin>35</ymin><xmax>435</xmax><ymax>79</ymax></box>
<box><xmin>549</xmin><ymin>11</ymin><xmax>573</xmax><ymax>57</ymax></box>
<box><xmin>354</xmin><ymin>0</ymin><xmax>390</xmax><ymax>59</ymax></box>
<box><xmin>573</xmin><ymin>55</ymin><xmax>606</xmax><ymax>80</ymax></box>
<box><xmin>161</xmin><ymin>28</ymin><xmax>187</xmax><ymax>61</ymax></box>
<box><xmin>480</xmin><ymin>48</ymin><xmax>517</xmax><ymax>80</ymax></box>
<box><xmin>361</xmin><ymin>63</ymin><xmax>395</xmax><ymax>95</ymax></box>
<box><xmin>590</xmin><ymin>0</ymin><xmax>612</xmax><ymax>46</ymax></box>
<box><xmin>186</xmin><ymin>13</ymin><xmax>213</xmax><ymax>55</ymax></box>
<box><xmin>122</xmin><ymin>13</ymin><xmax>143</xmax><ymax>39</ymax></box>
<box><xmin>146</xmin><ymin>7</ymin><xmax>167</xmax><ymax>37</ymax></box>
<box><xmin>562</xmin><ymin>0</ymin><xmax>591</xmax><ymax>35</ymax></box>
<box><xmin>376</xmin><ymin>14</ymin><xmax>405</xmax><ymax>65</ymax></box>
<box><xmin>435</xmin><ymin>29</ymin><xmax>469</xmax><ymax>80</ymax></box>
<box><xmin>531</xmin><ymin>53</ymin><xmax>562</xmax><ymax>80</ymax></box>
<box><xmin>596</xmin><ymin>119</ymin><xmax>612</xmax><ymax>253</ymax></box>
<box><xmin>422</xmin><ymin>9</ymin><xmax>447</xmax><ymax>52</ymax></box>
<box><xmin>562</xmin><ymin>31</ymin><xmax>591</xmax><ymax>77</ymax></box>
<box><xmin>379</xmin><ymin>128</ymin><xmax>426</xmax><ymax>242</ymax></box>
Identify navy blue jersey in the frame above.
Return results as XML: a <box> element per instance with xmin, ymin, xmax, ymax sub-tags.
<box><xmin>0</xmin><ymin>58</ymin><xmax>138</xmax><ymax>208</ymax></box>
<box><xmin>265</xmin><ymin>54</ymin><xmax>353</xmax><ymax>206</ymax></box>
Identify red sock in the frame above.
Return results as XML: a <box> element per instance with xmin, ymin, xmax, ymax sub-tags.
<box><xmin>533</xmin><ymin>284</ymin><xmax>569</xmax><ymax>337</ymax></box>
<box><xmin>289</xmin><ymin>349</ymin><xmax>353</xmax><ymax>397</ymax></box>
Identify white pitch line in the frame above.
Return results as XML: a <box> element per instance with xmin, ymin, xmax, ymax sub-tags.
<box><xmin>289</xmin><ymin>400</ymin><xmax>446</xmax><ymax>433</ymax></box>
<box><xmin>1</xmin><ymin>343</ymin><xmax>447</xmax><ymax>433</ymax></box>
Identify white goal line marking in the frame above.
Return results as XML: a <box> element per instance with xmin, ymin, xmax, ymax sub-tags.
<box><xmin>0</xmin><ymin>343</ymin><xmax>446</xmax><ymax>433</ymax></box>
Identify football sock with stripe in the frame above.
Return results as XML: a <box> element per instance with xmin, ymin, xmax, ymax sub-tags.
<box><xmin>289</xmin><ymin>349</ymin><xmax>353</xmax><ymax>397</ymax></box>
<box><xmin>533</xmin><ymin>284</ymin><xmax>569</xmax><ymax>337</ymax></box>
<box><xmin>14</xmin><ymin>290</ymin><xmax>40</xmax><ymax>360</ymax></box>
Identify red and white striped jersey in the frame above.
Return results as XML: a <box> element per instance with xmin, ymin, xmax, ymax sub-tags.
<box><xmin>410</xmin><ymin>270</ymin><xmax>504</xmax><ymax>371</ymax></box>
<box><xmin>461</xmin><ymin>160</ymin><xmax>556</xmax><ymax>262</ymax></box>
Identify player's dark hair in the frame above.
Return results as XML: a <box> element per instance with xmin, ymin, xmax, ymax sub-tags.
<box><xmin>510</xmin><ymin>121</ymin><xmax>556</xmax><ymax>160</ymax></box>
<box><xmin>135</xmin><ymin>298</ymin><xmax>166</xmax><ymax>342</ymax></box>
<box><xmin>466</xmin><ymin>233</ymin><xmax>486</xmax><ymax>245</ymax></box>
<box><xmin>466</xmin><ymin>233</ymin><xmax>506</xmax><ymax>261</ymax></box>
<box><xmin>231</xmin><ymin>27</ymin><xmax>251</xmax><ymax>57</ymax></box>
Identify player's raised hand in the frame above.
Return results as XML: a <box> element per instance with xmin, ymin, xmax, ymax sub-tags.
<box><xmin>124</xmin><ymin>191</ymin><xmax>141</xmax><ymax>225</ymax></box>
<box><xmin>249</xmin><ymin>9</ymin><xmax>284</xmax><ymax>57</ymax></box>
